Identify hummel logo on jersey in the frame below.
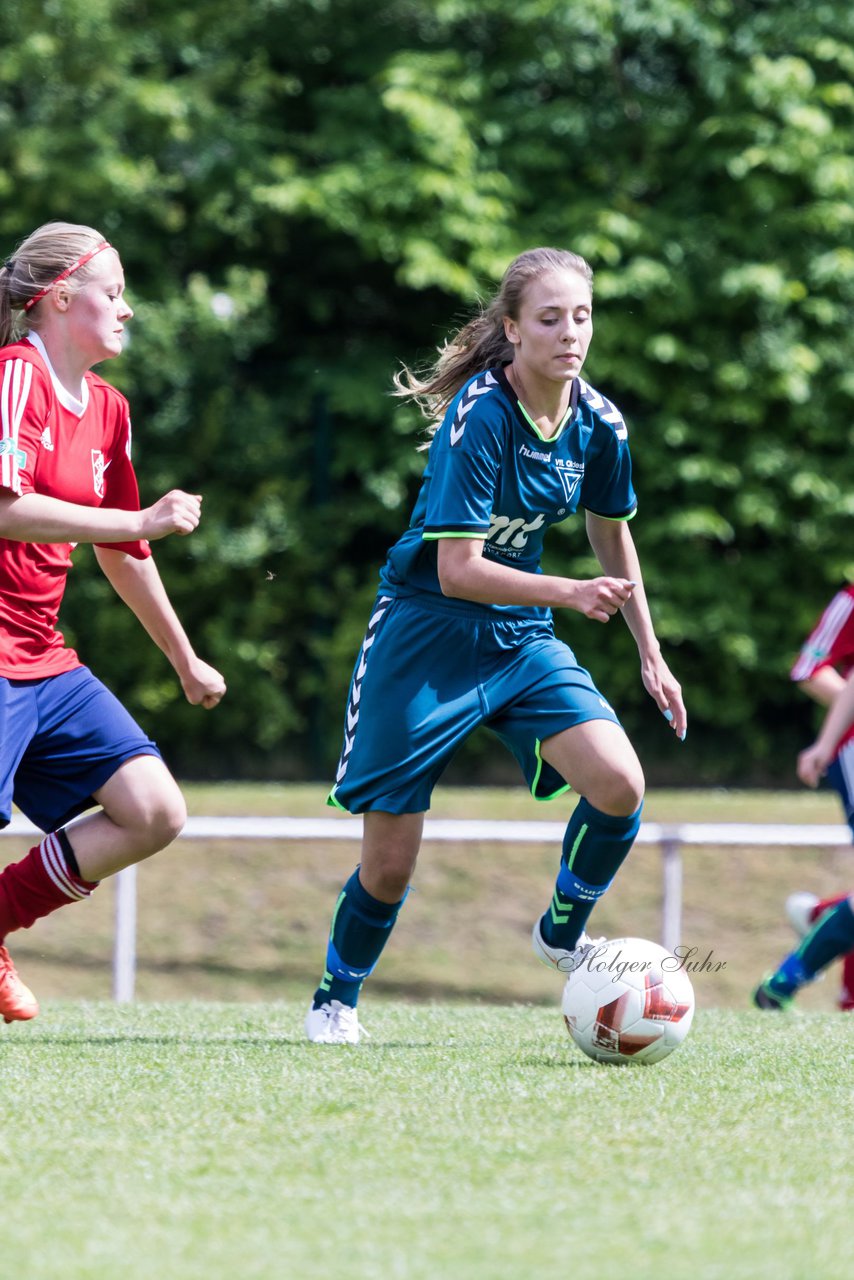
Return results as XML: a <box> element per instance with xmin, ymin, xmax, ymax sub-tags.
<box><xmin>450</xmin><ymin>371</ymin><xmax>497</xmax><ymax>447</ymax></box>
<box><xmin>40</xmin><ymin>426</ymin><xmax>54</xmax><ymax>452</ymax></box>
<box><xmin>518</xmin><ymin>443</ymin><xmax>551</xmax><ymax>463</ymax></box>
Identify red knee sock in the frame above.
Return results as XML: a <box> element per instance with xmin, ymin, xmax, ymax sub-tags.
<box><xmin>811</xmin><ymin>895</ymin><xmax>854</xmax><ymax>1011</ymax></box>
<box><xmin>0</xmin><ymin>832</ymin><xmax>98</xmax><ymax>939</ymax></box>
<box><xmin>840</xmin><ymin>953</ymin><xmax>854</xmax><ymax>1011</ymax></box>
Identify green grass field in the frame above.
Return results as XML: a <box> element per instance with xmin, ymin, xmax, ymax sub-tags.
<box><xmin>2</xmin><ymin>787</ymin><xmax>853</xmax><ymax>1277</ymax></box>
<box><xmin>2</xmin><ymin>1001</ymin><xmax>851</xmax><ymax>1280</ymax></box>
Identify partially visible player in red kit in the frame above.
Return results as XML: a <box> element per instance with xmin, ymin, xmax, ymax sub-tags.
<box><xmin>783</xmin><ymin>586</ymin><xmax>854</xmax><ymax>1010</ymax></box>
<box><xmin>0</xmin><ymin>221</ymin><xmax>226</xmax><ymax>1022</ymax></box>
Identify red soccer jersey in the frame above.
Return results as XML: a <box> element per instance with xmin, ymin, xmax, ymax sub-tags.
<box><xmin>790</xmin><ymin>585</ymin><xmax>854</xmax><ymax>755</ymax></box>
<box><xmin>0</xmin><ymin>333</ymin><xmax>151</xmax><ymax>678</ymax></box>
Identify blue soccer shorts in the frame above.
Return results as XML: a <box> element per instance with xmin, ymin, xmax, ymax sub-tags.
<box><xmin>0</xmin><ymin>665</ymin><xmax>161</xmax><ymax>834</ymax></box>
<box><xmin>329</xmin><ymin>592</ymin><xmax>622</xmax><ymax>815</ymax></box>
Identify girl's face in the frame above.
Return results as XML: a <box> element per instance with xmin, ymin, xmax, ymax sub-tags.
<box><xmin>503</xmin><ymin>268</ymin><xmax>593</xmax><ymax>386</ymax></box>
<box><xmin>61</xmin><ymin>250</ymin><xmax>133</xmax><ymax>365</ymax></box>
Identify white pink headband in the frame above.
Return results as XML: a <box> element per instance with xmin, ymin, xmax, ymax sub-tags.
<box><xmin>23</xmin><ymin>240</ymin><xmax>113</xmax><ymax>313</ymax></box>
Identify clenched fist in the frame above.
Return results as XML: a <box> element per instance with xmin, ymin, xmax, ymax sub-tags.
<box><xmin>140</xmin><ymin>490</ymin><xmax>203</xmax><ymax>540</ymax></box>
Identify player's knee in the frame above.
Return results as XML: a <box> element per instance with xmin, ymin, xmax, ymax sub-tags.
<box><xmin>150</xmin><ymin>789</ymin><xmax>187</xmax><ymax>848</ymax></box>
<box><xmin>362</xmin><ymin>860</ymin><xmax>411</xmax><ymax>903</ymax></box>
<box><xmin>359</xmin><ymin>848</ymin><xmax>416</xmax><ymax>903</ymax></box>
<box><xmin>126</xmin><ymin>781</ymin><xmax>187</xmax><ymax>854</ymax></box>
<box><xmin>590</xmin><ymin>763</ymin><xmax>645</xmax><ymax>817</ymax></box>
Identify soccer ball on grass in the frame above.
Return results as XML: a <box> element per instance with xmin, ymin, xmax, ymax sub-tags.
<box><xmin>561</xmin><ymin>937</ymin><xmax>695</xmax><ymax>1065</ymax></box>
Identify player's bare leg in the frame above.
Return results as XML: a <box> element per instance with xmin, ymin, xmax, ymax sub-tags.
<box><xmin>533</xmin><ymin>719</ymin><xmax>645</xmax><ymax>972</ymax></box>
<box><xmin>358</xmin><ymin>811</ymin><xmax>424</xmax><ymax>902</ymax></box>
<box><xmin>0</xmin><ymin>755</ymin><xmax>186</xmax><ymax>1023</ymax></box>
<box><xmin>306</xmin><ymin>812</ymin><xmax>423</xmax><ymax>1044</ymax></box>
<box><xmin>539</xmin><ymin>718</ymin><xmax>645</xmax><ymax>818</ymax></box>
<box><xmin>68</xmin><ymin>755</ymin><xmax>187</xmax><ymax>881</ymax></box>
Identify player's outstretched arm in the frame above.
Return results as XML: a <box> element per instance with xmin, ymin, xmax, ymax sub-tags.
<box><xmin>437</xmin><ymin>536</ymin><xmax>634</xmax><ymax>619</ymax></box>
<box><xmin>584</xmin><ymin>512</ymin><xmax>687</xmax><ymax>740</ymax></box>
<box><xmin>796</xmin><ymin>667</ymin><xmax>846</xmax><ymax>708</ymax></box>
<box><xmin>95</xmin><ymin>547</ymin><xmax>226</xmax><ymax>709</ymax></box>
<box><xmin>0</xmin><ymin>488</ymin><xmax>202</xmax><ymax>544</ymax></box>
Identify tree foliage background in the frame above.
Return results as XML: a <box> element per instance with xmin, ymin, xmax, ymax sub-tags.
<box><xmin>1</xmin><ymin>0</ymin><xmax>853</xmax><ymax>784</ymax></box>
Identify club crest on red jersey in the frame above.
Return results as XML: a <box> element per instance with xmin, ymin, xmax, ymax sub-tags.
<box><xmin>91</xmin><ymin>449</ymin><xmax>106</xmax><ymax>498</ymax></box>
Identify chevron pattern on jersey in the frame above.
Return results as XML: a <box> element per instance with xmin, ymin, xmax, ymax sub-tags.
<box><xmin>334</xmin><ymin>595</ymin><xmax>393</xmax><ymax>785</ymax></box>
<box><xmin>449</xmin><ymin>370</ymin><xmax>498</xmax><ymax>446</ymax></box>
<box><xmin>577</xmin><ymin>378</ymin><xmax>628</xmax><ymax>440</ymax></box>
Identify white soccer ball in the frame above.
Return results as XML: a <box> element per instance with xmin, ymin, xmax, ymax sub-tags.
<box><xmin>561</xmin><ymin>937</ymin><xmax>695</xmax><ymax>1065</ymax></box>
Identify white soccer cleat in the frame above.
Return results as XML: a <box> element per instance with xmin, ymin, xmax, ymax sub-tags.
<box><xmin>531</xmin><ymin>918</ymin><xmax>604</xmax><ymax>974</ymax></box>
<box><xmin>304</xmin><ymin>999</ymin><xmax>366</xmax><ymax>1045</ymax></box>
<box><xmin>785</xmin><ymin>892</ymin><xmax>819</xmax><ymax>938</ymax></box>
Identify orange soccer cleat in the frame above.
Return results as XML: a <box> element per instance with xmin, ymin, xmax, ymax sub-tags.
<box><xmin>0</xmin><ymin>944</ymin><xmax>39</xmax><ymax>1023</ymax></box>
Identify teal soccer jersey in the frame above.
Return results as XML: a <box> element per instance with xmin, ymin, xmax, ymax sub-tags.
<box><xmin>380</xmin><ymin>366</ymin><xmax>636</xmax><ymax>615</ymax></box>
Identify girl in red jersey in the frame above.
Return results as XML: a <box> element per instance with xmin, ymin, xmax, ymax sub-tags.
<box><xmin>778</xmin><ymin>588</ymin><xmax>854</xmax><ymax>1010</ymax></box>
<box><xmin>0</xmin><ymin>221</ymin><xmax>226</xmax><ymax>1022</ymax></box>
<box><xmin>753</xmin><ymin>668</ymin><xmax>854</xmax><ymax>1010</ymax></box>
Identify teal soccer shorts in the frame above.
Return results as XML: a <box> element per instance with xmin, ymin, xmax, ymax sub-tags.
<box><xmin>329</xmin><ymin>592</ymin><xmax>621</xmax><ymax>814</ymax></box>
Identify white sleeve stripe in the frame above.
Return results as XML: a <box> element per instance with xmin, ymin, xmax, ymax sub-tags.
<box><xmin>791</xmin><ymin>593</ymin><xmax>854</xmax><ymax>680</ymax></box>
<box><xmin>12</xmin><ymin>359</ymin><xmax>32</xmax><ymax>434</ymax></box>
<box><xmin>1</xmin><ymin>361</ymin><xmax>14</xmax><ymax>491</ymax></box>
<box><xmin>1</xmin><ymin>358</ymin><xmax>33</xmax><ymax>493</ymax></box>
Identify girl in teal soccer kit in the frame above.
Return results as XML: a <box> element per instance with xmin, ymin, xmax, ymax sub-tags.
<box><xmin>306</xmin><ymin>247</ymin><xmax>687</xmax><ymax>1044</ymax></box>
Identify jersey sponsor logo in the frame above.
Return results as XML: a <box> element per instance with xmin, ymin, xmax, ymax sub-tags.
<box><xmin>487</xmin><ymin>512</ymin><xmax>546</xmax><ymax>550</ymax></box>
<box><xmin>450</xmin><ymin>371</ymin><xmax>497</xmax><ymax>447</ymax></box>
<box><xmin>40</xmin><ymin>425</ymin><xmax>54</xmax><ymax>452</ymax></box>
<box><xmin>91</xmin><ymin>449</ymin><xmax>106</xmax><ymax>498</ymax></box>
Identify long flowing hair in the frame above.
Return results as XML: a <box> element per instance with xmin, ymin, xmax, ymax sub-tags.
<box><xmin>394</xmin><ymin>247</ymin><xmax>593</xmax><ymax>439</ymax></box>
<box><xmin>0</xmin><ymin>221</ymin><xmax>107</xmax><ymax>347</ymax></box>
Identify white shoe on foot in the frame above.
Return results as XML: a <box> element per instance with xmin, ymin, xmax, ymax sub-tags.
<box><xmin>785</xmin><ymin>892</ymin><xmax>819</xmax><ymax>938</ymax></box>
<box><xmin>532</xmin><ymin>918</ymin><xmax>603</xmax><ymax>974</ymax></box>
<box><xmin>305</xmin><ymin>999</ymin><xmax>366</xmax><ymax>1045</ymax></box>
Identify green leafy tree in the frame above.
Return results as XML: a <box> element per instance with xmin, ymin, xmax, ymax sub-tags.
<box><xmin>1</xmin><ymin>0</ymin><xmax>852</xmax><ymax>781</ymax></box>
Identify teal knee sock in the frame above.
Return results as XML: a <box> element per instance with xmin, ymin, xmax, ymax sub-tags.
<box><xmin>769</xmin><ymin>897</ymin><xmax>854</xmax><ymax>997</ymax></box>
<box><xmin>540</xmin><ymin>797</ymin><xmax>642</xmax><ymax>949</ymax></box>
<box><xmin>312</xmin><ymin>869</ymin><xmax>406</xmax><ymax>1009</ymax></box>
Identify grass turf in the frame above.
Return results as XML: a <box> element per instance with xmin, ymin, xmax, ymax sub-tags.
<box><xmin>1</xmin><ymin>1000</ymin><xmax>851</xmax><ymax>1280</ymax></box>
